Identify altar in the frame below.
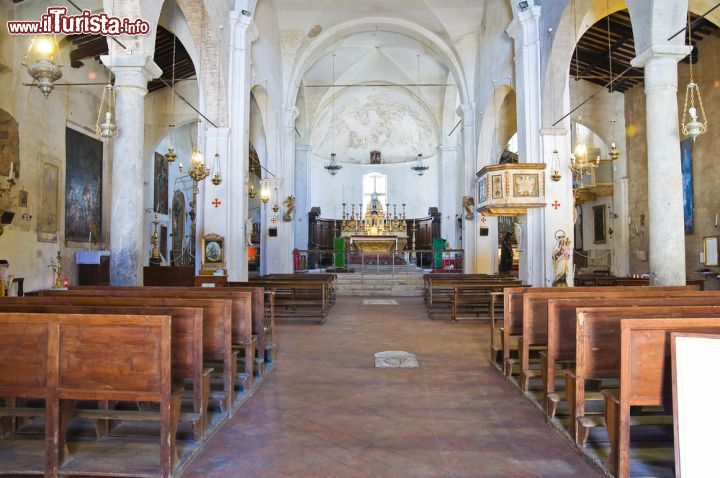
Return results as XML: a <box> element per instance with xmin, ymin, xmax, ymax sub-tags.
<box><xmin>350</xmin><ymin>235</ymin><xmax>404</xmax><ymax>253</ymax></box>
<box><xmin>340</xmin><ymin>193</ymin><xmax>408</xmax><ymax>253</ymax></box>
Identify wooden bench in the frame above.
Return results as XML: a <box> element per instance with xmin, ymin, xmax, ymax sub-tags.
<box><xmin>259</xmin><ymin>273</ymin><xmax>336</xmax><ymax>304</ymax></box>
<box><xmin>426</xmin><ymin>277</ymin><xmax>521</xmax><ymax>319</ymax></box>
<box><xmin>544</xmin><ymin>296</ymin><xmax>720</xmax><ymax>418</ymax></box>
<box><xmin>239</xmin><ymin>280</ymin><xmax>329</xmax><ymax>324</ymax></box>
<box><xmin>0</xmin><ymin>302</ymin><xmax>210</xmax><ymax>441</ymax></box>
<box><xmin>569</xmin><ymin>306</ymin><xmax>720</xmax><ymax>447</ymax></box>
<box><xmin>0</xmin><ymin>312</ymin><xmax>179</xmax><ymax>478</ymax></box>
<box><xmin>30</xmin><ymin>294</ymin><xmax>237</xmax><ymax>413</ymax></box>
<box><xmin>50</xmin><ymin>287</ymin><xmax>261</xmax><ymax>385</ymax></box>
<box><xmin>516</xmin><ymin>287</ymin><xmax>696</xmax><ymax>391</ymax></box>
<box><xmin>603</xmin><ymin>317</ymin><xmax>720</xmax><ymax>477</ymax></box>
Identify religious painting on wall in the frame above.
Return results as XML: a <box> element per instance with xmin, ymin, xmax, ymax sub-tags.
<box><xmin>512</xmin><ymin>173</ymin><xmax>540</xmax><ymax>197</ymax></box>
<box><xmin>0</xmin><ymin>108</ymin><xmax>19</xmax><ymax>178</ymax></box>
<box><xmin>37</xmin><ymin>161</ymin><xmax>59</xmax><ymax>243</ymax></box>
<box><xmin>154</xmin><ymin>152</ymin><xmax>169</xmax><ymax>215</ymax></box>
<box><xmin>593</xmin><ymin>204</ymin><xmax>606</xmax><ymax>244</ymax></box>
<box><xmin>160</xmin><ymin>225</ymin><xmax>168</xmax><ymax>261</ymax></box>
<box><xmin>171</xmin><ymin>190</ymin><xmax>186</xmax><ymax>265</ymax></box>
<box><xmin>64</xmin><ymin>128</ymin><xmax>103</xmax><ymax>244</ymax></box>
<box><xmin>370</xmin><ymin>150</ymin><xmax>381</xmax><ymax>164</ymax></box>
<box><xmin>681</xmin><ymin>138</ymin><xmax>694</xmax><ymax>234</ymax></box>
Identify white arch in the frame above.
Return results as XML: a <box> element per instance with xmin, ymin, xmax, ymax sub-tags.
<box><xmin>285</xmin><ymin>17</ymin><xmax>471</xmax><ymax>109</ymax></box>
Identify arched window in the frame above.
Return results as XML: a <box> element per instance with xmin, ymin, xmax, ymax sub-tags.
<box><xmin>362</xmin><ymin>173</ymin><xmax>387</xmax><ymax>213</ymax></box>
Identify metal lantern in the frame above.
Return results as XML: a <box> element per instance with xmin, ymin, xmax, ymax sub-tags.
<box><xmin>24</xmin><ymin>36</ymin><xmax>62</xmax><ymax>99</ymax></box>
<box><xmin>96</xmin><ymin>84</ymin><xmax>118</xmax><ymax>142</ymax></box>
<box><xmin>324</xmin><ymin>153</ymin><xmax>342</xmax><ymax>176</ymax></box>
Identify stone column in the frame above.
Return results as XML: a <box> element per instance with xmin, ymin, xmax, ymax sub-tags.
<box><xmin>459</xmin><ymin>104</ymin><xmax>477</xmax><ymax>273</ymax></box>
<box><xmin>631</xmin><ymin>45</ymin><xmax>691</xmax><ymax>285</ymax></box>
<box><xmin>294</xmin><ymin>144</ymin><xmax>312</xmax><ymax>250</ymax></box>
<box><xmin>101</xmin><ymin>53</ymin><xmax>161</xmax><ymax>286</ymax></box>
<box><xmin>226</xmin><ymin>11</ymin><xmax>258</xmax><ymax>281</ymax></box>
<box><xmin>508</xmin><ymin>5</ymin><xmax>546</xmax><ymax>286</ymax></box>
<box><xmin>437</xmin><ymin>145</ymin><xmax>460</xmax><ymax>249</ymax></box>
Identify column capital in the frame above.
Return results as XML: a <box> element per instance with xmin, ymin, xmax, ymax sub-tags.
<box><xmin>296</xmin><ymin>144</ymin><xmax>312</xmax><ymax>152</ymax></box>
<box><xmin>458</xmin><ymin>103</ymin><xmax>475</xmax><ymax>126</ymax></box>
<box><xmin>539</xmin><ymin>127</ymin><xmax>568</xmax><ymax>137</ymax></box>
<box><xmin>283</xmin><ymin>105</ymin><xmax>299</xmax><ymax>128</ymax></box>
<box><xmin>507</xmin><ymin>5</ymin><xmax>542</xmax><ymax>45</ymax></box>
<box><xmin>631</xmin><ymin>44</ymin><xmax>692</xmax><ymax>68</ymax></box>
<box><xmin>100</xmin><ymin>53</ymin><xmax>161</xmax><ymax>91</ymax></box>
<box><xmin>230</xmin><ymin>10</ymin><xmax>258</xmax><ymax>50</ymax></box>
<box><xmin>205</xmin><ymin>126</ymin><xmax>231</xmax><ymax>139</ymax></box>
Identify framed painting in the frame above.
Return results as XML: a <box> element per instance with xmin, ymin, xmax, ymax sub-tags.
<box><xmin>478</xmin><ymin>177</ymin><xmax>487</xmax><ymax>204</ymax></box>
<box><xmin>160</xmin><ymin>225</ymin><xmax>168</xmax><ymax>261</ymax></box>
<box><xmin>681</xmin><ymin>139</ymin><xmax>694</xmax><ymax>234</ymax></box>
<box><xmin>491</xmin><ymin>174</ymin><xmax>503</xmax><ymax>199</ymax></box>
<box><xmin>593</xmin><ymin>204</ymin><xmax>606</xmax><ymax>244</ymax></box>
<box><xmin>0</xmin><ymin>108</ymin><xmax>19</xmax><ymax>178</ymax></box>
<box><xmin>370</xmin><ymin>150</ymin><xmax>381</xmax><ymax>164</ymax></box>
<box><xmin>154</xmin><ymin>152</ymin><xmax>169</xmax><ymax>214</ymax></box>
<box><xmin>65</xmin><ymin>128</ymin><xmax>103</xmax><ymax>244</ymax></box>
<box><xmin>37</xmin><ymin>161</ymin><xmax>59</xmax><ymax>243</ymax></box>
<box><xmin>512</xmin><ymin>173</ymin><xmax>539</xmax><ymax>197</ymax></box>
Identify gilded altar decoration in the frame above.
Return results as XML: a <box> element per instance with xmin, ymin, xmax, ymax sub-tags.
<box><xmin>340</xmin><ymin>194</ymin><xmax>408</xmax><ymax>252</ymax></box>
<box><xmin>476</xmin><ymin>163</ymin><xmax>547</xmax><ymax>216</ymax></box>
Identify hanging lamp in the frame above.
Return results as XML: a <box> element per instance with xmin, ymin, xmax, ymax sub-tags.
<box><xmin>23</xmin><ymin>35</ymin><xmax>62</xmax><ymax>99</ymax></box>
<box><xmin>96</xmin><ymin>83</ymin><xmax>118</xmax><ymax>141</ymax></box>
<box><xmin>324</xmin><ymin>54</ymin><xmax>343</xmax><ymax>176</ymax></box>
<box><xmin>410</xmin><ymin>54</ymin><xmax>429</xmax><ymax>176</ymax></box>
<box><xmin>165</xmin><ymin>29</ymin><xmax>179</xmax><ymax>163</ymax></box>
<box><xmin>681</xmin><ymin>17</ymin><xmax>707</xmax><ymax>141</ymax></box>
<box><xmin>210</xmin><ymin>33</ymin><xmax>223</xmax><ymax>186</ymax></box>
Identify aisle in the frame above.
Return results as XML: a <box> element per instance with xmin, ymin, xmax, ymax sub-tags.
<box><xmin>185</xmin><ymin>297</ymin><xmax>598</xmax><ymax>477</ymax></box>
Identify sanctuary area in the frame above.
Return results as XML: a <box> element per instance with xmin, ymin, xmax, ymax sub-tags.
<box><xmin>1</xmin><ymin>0</ymin><xmax>720</xmax><ymax>477</ymax></box>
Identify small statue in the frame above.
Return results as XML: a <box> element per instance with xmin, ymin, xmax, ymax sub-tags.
<box><xmin>462</xmin><ymin>196</ymin><xmax>475</xmax><ymax>221</ymax></box>
<box><xmin>245</xmin><ymin>217</ymin><xmax>254</xmax><ymax>246</ymax></box>
<box><xmin>282</xmin><ymin>195</ymin><xmax>296</xmax><ymax>222</ymax></box>
<box><xmin>552</xmin><ymin>232</ymin><xmax>572</xmax><ymax>287</ymax></box>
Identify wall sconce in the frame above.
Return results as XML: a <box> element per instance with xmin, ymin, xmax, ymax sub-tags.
<box><xmin>248</xmin><ymin>184</ymin><xmax>257</xmax><ymax>199</ymax></box>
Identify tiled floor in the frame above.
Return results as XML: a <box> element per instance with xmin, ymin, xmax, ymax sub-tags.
<box><xmin>184</xmin><ymin>296</ymin><xmax>599</xmax><ymax>477</ymax></box>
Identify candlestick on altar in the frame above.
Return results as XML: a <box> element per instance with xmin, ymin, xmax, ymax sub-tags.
<box><xmin>53</xmin><ymin>250</ymin><xmax>63</xmax><ymax>289</ymax></box>
<box><xmin>402</xmin><ymin>203</ymin><xmax>406</xmax><ymax>220</ymax></box>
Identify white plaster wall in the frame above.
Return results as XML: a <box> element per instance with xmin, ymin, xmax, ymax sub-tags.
<box><xmin>309</xmin><ymin>157</ymin><xmax>440</xmax><ymax>221</ymax></box>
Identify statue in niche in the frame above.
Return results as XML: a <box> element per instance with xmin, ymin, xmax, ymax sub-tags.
<box><xmin>245</xmin><ymin>217</ymin><xmax>254</xmax><ymax>246</ymax></box>
<box><xmin>282</xmin><ymin>195</ymin><xmax>296</xmax><ymax>222</ymax></box>
<box><xmin>499</xmin><ymin>231</ymin><xmax>514</xmax><ymax>274</ymax></box>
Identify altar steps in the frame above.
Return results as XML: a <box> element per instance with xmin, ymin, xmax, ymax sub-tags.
<box><xmin>335</xmin><ymin>270</ymin><xmax>425</xmax><ymax>297</ymax></box>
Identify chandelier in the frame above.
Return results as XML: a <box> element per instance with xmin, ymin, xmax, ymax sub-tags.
<box><xmin>324</xmin><ymin>153</ymin><xmax>342</xmax><ymax>176</ymax></box>
<box><xmin>569</xmin><ymin>142</ymin><xmax>599</xmax><ymax>178</ymax></box>
<box><xmin>181</xmin><ymin>148</ymin><xmax>210</xmax><ymax>182</ymax></box>
<box><xmin>410</xmin><ymin>153</ymin><xmax>429</xmax><ymax>176</ymax></box>
<box><xmin>325</xmin><ymin>54</ymin><xmax>342</xmax><ymax>176</ymax></box>
<box><xmin>23</xmin><ymin>35</ymin><xmax>62</xmax><ymax>99</ymax></box>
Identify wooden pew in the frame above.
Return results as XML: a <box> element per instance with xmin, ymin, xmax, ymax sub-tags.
<box><xmin>260</xmin><ymin>273</ymin><xmax>336</xmax><ymax>304</ymax></box>
<box><xmin>0</xmin><ymin>312</ymin><xmax>179</xmax><ymax>478</ymax></box>
<box><xmin>49</xmin><ymin>287</ymin><xmax>261</xmax><ymax>385</ymax></box>
<box><xmin>426</xmin><ymin>277</ymin><xmax>520</xmax><ymax>319</ymax></box>
<box><xmin>544</xmin><ymin>296</ymin><xmax>720</xmax><ymax>416</ymax></box>
<box><xmin>569</xmin><ymin>307</ymin><xmax>720</xmax><ymax>447</ymax></box>
<box><xmin>516</xmin><ymin>287</ymin><xmax>696</xmax><ymax>391</ymax></box>
<box><xmin>449</xmin><ymin>282</ymin><xmax>524</xmax><ymax>323</ymax></box>
<box><xmin>240</xmin><ymin>280</ymin><xmax>328</xmax><ymax>324</ymax></box>
<box><xmin>224</xmin><ymin>284</ymin><xmax>276</xmax><ymax>362</ymax></box>
<box><xmin>0</xmin><ymin>303</ymin><xmax>210</xmax><ymax>440</ymax></box>
<box><xmin>603</xmin><ymin>317</ymin><xmax>720</xmax><ymax>478</ymax></box>
<box><xmin>26</xmin><ymin>295</ymin><xmax>236</xmax><ymax>413</ymax></box>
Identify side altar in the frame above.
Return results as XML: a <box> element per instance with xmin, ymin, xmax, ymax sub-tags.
<box><xmin>339</xmin><ymin>194</ymin><xmax>408</xmax><ymax>253</ymax></box>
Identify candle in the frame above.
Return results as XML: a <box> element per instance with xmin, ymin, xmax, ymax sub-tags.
<box><xmin>9</xmin><ymin>162</ymin><xmax>14</xmax><ymax>179</ymax></box>
<box><xmin>89</xmin><ymin>231</ymin><xmax>92</xmax><ymax>245</ymax></box>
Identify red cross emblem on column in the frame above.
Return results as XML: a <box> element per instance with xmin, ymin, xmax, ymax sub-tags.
<box><xmin>212</xmin><ymin>198</ymin><xmax>222</xmax><ymax>208</ymax></box>
<box><xmin>480</xmin><ymin>217</ymin><xmax>487</xmax><ymax>224</ymax></box>
<box><xmin>551</xmin><ymin>200</ymin><xmax>561</xmax><ymax>210</ymax></box>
